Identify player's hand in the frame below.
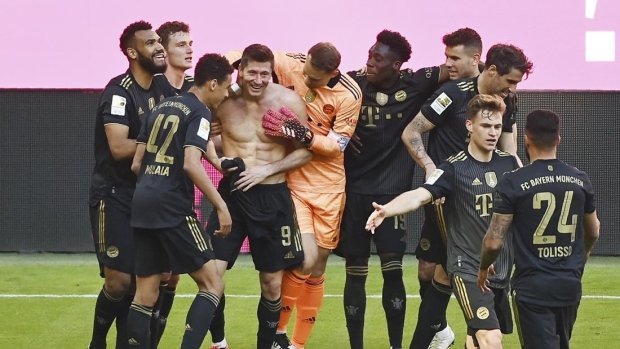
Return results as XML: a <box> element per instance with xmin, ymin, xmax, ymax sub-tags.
<box><xmin>477</xmin><ymin>264</ymin><xmax>495</xmax><ymax>293</ymax></box>
<box><xmin>365</xmin><ymin>202</ymin><xmax>387</xmax><ymax>234</ymax></box>
<box><xmin>262</xmin><ymin>107</ymin><xmax>314</xmax><ymax>146</ymax></box>
<box><xmin>348</xmin><ymin>132</ymin><xmax>363</xmax><ymax>154</ymax></box>
<box><xmin>215</xmin><ymin>157</ymin><xmax>237</xmax><ymax>176</ymax></box>
<box><xmin>433</xmin><ymin>197</ymin><xmax>446</xmax><ymax>205</ymax></box>
<box><xmin>211</xmin><ymin>121</ymin><xmax>223</xmax><ymax>137</ymax></box>
<box><xmin>214</xmin><ymin>205</ymin><xmax>232</xmax><ymax>237</ymax></box>
<box><xmin>234</xmin><ymin>165</ymin><xmax>271</xmax><ymax>191</ymax></box>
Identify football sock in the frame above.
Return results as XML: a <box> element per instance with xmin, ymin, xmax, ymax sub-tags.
<box><xmin>126</xmin><ymin>302</ymin><xmax>153</xmax><ymax>349</ymax></box>
<box><xmin>291</xmin><ymin>275</ymin><xmax>325</xmax><ymax>348</ymax></box>
<box><xmin>155</xmin><ymin>286</ymin><xmax>176</xmax><ymax>344</ymax></box>
<box><xmin>344</xmin><ymin>261</ymin><xmax>368</xmax><ymax>349</ymax></box>
<box><xmin>181</xmin><ymin>291</ymin><xmax>219</xmax><ymax>349</ymax></box>
<box><xmin>149</xmin><ymin>282</ymin><xmax>167</xmax><ymax>348</ymax></box>
<box><xmin>278</xmin><ymin>269</ymin><xmax>311</xmax><ymax>332</ymax></box>
<box><xmin>89</xmin><ymin>286</ymin><xmax>124</xmax><ymax>349</ymax></box>
<box><xmin>256</xmin><ymin>295</ymin><xmax>282</xmax><ymax>349</ymax></box>
<box><xmin>114</xmin><ymin>293</ymin><xmax>134</xmax><ymax>349</ymax></box>
<box><xmin>209</xmin><ymin>293</ymin><xmax>226</xmax><ymax>343</ymax></box>
<box><xmin>381</xmin><ymin>258</ymin><xmax>406</xmax><ymax>349</ymax></box>
<box><xmin>409</xmin><ymin>280</ymin><xmax>452</xmax><ymax>349</ymax></box>
<box><xmin>419</xmin><ymin>279</ymin><xmax>431</xmax><ymax>299</ymax></box>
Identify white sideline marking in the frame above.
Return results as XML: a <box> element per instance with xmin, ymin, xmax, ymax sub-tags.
<box><xmin>1</xmin><ymin>294</ymin><xmax>619</xmax><ymax>300</ymax></box>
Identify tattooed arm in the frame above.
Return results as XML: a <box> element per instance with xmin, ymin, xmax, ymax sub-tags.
<box><xmin>478</xmin><ymin>213</ymin><xmax>513</xmax><ymax>292</ymax></box>
<box><xmin>401</xmin><ymin>111</ymin><xmax>437</xmax><ymax>180</ymax></box>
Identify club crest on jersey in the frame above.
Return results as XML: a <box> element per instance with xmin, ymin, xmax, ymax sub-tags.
<box><xmin>485</xmin><ymin>172</ymin><xmax>498</xmax><ymax>188</ymax></box>
<box><xmin>305</xmin><ymin>89</ymin><xmax>317</xmax><ymax>102</ymax></box>
<box><xmin>323</xmin><ymin>104</ymin><xmax>335</xmax><ymax>114</ymax></box>
<box><xmin>548</xmin><ymin>165</ymin><xmax>554</xmax><ymax>171</ymax></box>
<box><xmin>376</xmin><ymin>92</ymin><xmax>388</xmax><ymax>106</ymax></box>
<box><xmin>395</xmin><ymin>90</ymin><xmax>407</xmax><ymax>102</ymax></box>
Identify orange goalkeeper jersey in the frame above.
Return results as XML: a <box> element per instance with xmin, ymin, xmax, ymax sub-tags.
<box><xmin>274</xmin><ymin>52</ymin><xmax>361</xmax><ymax>193</ymax></box>
<box><xmin>224</xmin><ymin>50</ymin><xmax>362</xmax><ymax>193</ymax></box>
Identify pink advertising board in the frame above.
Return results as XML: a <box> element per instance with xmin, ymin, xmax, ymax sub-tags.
<box><xmin>0</xmin><ymin>0</ymin><xmax>617</xmax><ymax>90</ymax></box>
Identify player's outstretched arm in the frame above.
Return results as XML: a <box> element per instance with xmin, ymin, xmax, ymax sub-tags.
<box><xmin>583</xmin><ymin>211</ymin><xmax>601</xmax><ymax>261</ymax></box>
<box><xmin>131</xmin><ymin>143</ymin><xmax>146</xmax><ymax>175</ymax></box>
<box><xmin>365</xmin><ymin>187</ymin><xmax>433</xmax><ymax>234</ymax></box>
<box><xmin>478</xmin><ymin>213</ymin><xmax>513</xmax><ymax>292</ymax></box>
<box><xmin>185</xmin><ymin>146</ymin><xmax>231</xmax><ymax>236</ymax></box>
<box><xmin>402</xmin><ymin>111</ymin><xmax>437</xmax><ymax>180</ymax></box>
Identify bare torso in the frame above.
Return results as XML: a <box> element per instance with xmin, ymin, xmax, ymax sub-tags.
<box><xmin>215</xmin><ymin>83</ymin><xmax>298</xmax><ymax>184</ymax></box>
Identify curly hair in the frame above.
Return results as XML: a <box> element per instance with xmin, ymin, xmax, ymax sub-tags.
<box><xmin>156</xmin><ymin>21</ymin><xmax>190</xmax><ymax>50</ymax></box>
<box><xmin>376</xmin><ymin>30</ymin><xmax>412</xmax><ymax>63</ymax></box>
<box><xmin>194</xmin><ymin>54</ymin><xmax>234</xmax><ymax>87</ymax></box>
<box><xmin>119</xmin><ymin>20</ymin><xmax>152</xmax><ymax>57</ymax></box>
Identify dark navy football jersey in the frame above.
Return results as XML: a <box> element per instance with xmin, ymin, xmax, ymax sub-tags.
<box><xmin>131</xmin><ymin>93</ymin><xmax>212</xmax><ymax>229</ymax></box>
<box><xmin>173</xmin><ymin>74</ymin><xmax>194</xmax><ymax>94</ymax></box>
<box><xmin>89</xmin><ymin>72</ymin><xmax>175</xmax><ymax>206</ymax></box>
<box><xmin>494</xmin><ymin>159</ymin><xmax>596</xmax><ymax>306</ymax></box>
<box><xmin>422</xmin><ymin>150</ymin><xmax>519</xmax><ymax>288</ymax></box>
<box><xmin>345</xmin><ymin>67</ymin><xmax>441</xmax><ymax>195</ymax></box>
<box><xmin>421</xmin><ymin>76</ymin><xmax>517</xmax><ymax>165</ymax></box>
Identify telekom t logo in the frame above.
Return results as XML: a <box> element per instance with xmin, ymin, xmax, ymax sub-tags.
<box><xmin>585</xmin><ymin>0</ymin><xmax>616</xmax><ymax>61</ymax></box>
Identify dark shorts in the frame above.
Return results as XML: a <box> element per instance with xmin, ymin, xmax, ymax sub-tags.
<box><xmin>336</xmin><ymin>192</ymin><xmax>406</xmax><ymax>258</ymax></box>
<box><xmin>415</xmin><ymin>203</ymin><xmax>447</xmax><ymax>265</ymax></box>
<box><xmin>133</xmin><ymin>216</ymin><xmax>216</xmax><ymax>276</ymax></box>
<box><xmin>452</xmin><ymin>274</ymin><xmax>513</xmax><ymax>336</ymax></box>
<box><xmin>206</xmin><ymin>180</ymin><xmax>304</xmax><ymax>273</ymax></box>
<box><xmin>89</xmin><ymin>197</ymin><xmax>135</xmax><ymax>277</ymax></box>
<box><xmin>512</xmin><ymin>290</ymin><xmax>578</xmax><ymax>349</ymax></box>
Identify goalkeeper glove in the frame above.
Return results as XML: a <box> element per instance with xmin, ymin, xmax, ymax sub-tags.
<box><xmin>262</xmin><ymin>107</ymin><xmax>314</xmax><ymax>146</ymax></box>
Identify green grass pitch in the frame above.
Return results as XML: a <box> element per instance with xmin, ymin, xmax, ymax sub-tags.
<box><xmin>1</xmin><ymin>254</ymin><xmax>619</xmax><ymax>348</ymax></box>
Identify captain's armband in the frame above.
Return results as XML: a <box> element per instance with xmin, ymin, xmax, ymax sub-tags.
<box><xmin>327</xmin><ymin>129</ymin><xmax>351</xmax><ymax>152</ymax></box>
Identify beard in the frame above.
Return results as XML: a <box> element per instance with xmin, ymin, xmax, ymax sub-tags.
<box><xmin>137</xmin><ymin>50</ymin><xmax>167</xmax><ymax>74</ymax></box>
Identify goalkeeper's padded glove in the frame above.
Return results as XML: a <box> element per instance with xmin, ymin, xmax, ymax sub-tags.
<box><xmin>262</xmin><ymin>107</ymin><xmax>314</xmax><ymax>146</ymax></box>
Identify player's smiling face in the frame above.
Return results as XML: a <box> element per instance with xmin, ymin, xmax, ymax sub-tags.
<box><xmin>165</xmin><ymin>32</ymin><xmax>193</xmax><ymax>71</ymax></box>
<box><xmin>133</xmin><ymin>30</ymin><xmax>167</xmax><ymax>74</ymax></box>
<box><xmin>366</xmin><ymin>42</ymin><xmax>401</xmax><ymax>86</ymax></box>
<box><xmin>488</xmin><ymin>67</ymin><xmax>524</xmax><ymax>99</ymax></box>
<box><xmin>239</xmin><ymin>60</ymin><xmax>272</xmax><ymax>97</ymax></box>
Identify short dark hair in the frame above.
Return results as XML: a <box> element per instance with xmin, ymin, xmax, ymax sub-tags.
<box><xmin>194</xmin><ymin>54</ymin><xmax>234</xmax><ymax>87</ymax></box>
<box><xmin>525</xmin><ymin>109</ymin><xmax>560</xmax><ymax>149</ymax></box>
<box><xmin>307</xmin><ymin>42</ymin><xmax>341</xmax><ymax>73</ymax></box>
<box><xmin>239</xmin><ymin>44</ymin><xmax>274</xmax><ymax>69</ymax></box>
<box><xmin>376</xmin><ymin>30</ymin><xmax>412</xmax><ymax>63</ymax></box>
<box><xmin>119</xmin><ymin>21</ymin><xmax>153</xmax><ymax>57</ymax></box>
<box><xmin>467</xmin><ymin>94</ymin><xmax>506</xmax><ymax>120</ymax></box>
<box><xmin>156</xmin><ymin>21</ymin><xmax>190</xmax><ymax>50</ymax></box>
<box><xmin>442</xmin><ymin>27</ymin><xmax>482</xmax><ymax>54</ymax></box>
<box><xmin>485</xmin><ymin>44</ymin><xmax>534</xmax><ymax>78</ymax></box>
